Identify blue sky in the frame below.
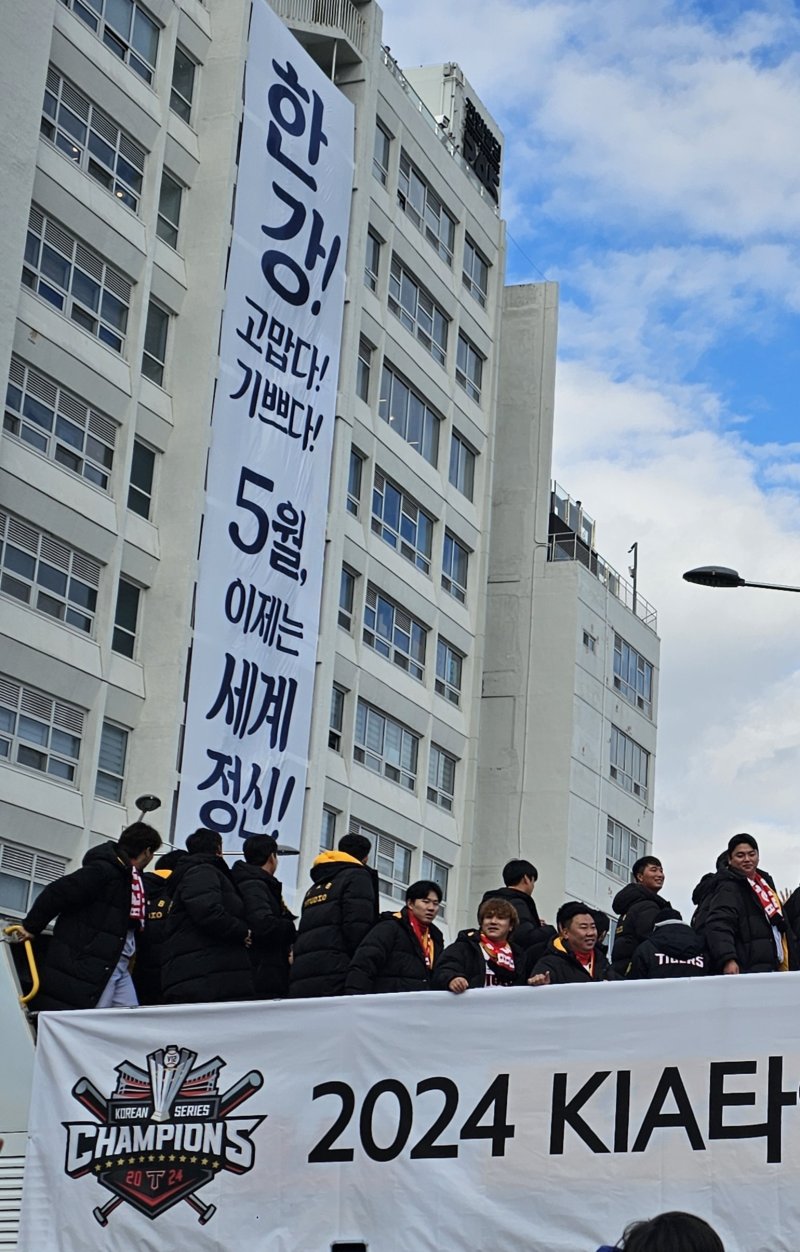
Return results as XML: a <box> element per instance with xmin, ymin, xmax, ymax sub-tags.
<box><xmin>380</xmin><ymin>0</ymin><xmax>800</xmax><ymax>908</ymax></box>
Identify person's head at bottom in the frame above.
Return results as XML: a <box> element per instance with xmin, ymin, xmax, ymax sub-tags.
<box><xmin>617</xmin><ymin>1211</ymin><xmax>724</xmax><ymax>1252</ymax></box>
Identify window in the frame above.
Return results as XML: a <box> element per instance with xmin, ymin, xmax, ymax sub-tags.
<box><xmin>5</xmin><ymin>356</ymin><xmax>116</xmax><ymax>491</ymax></box>
<box><xmin>610</xmin><ymin>726</ymin><xmax>650</xmax><ymax>803</ymax></box>
<box><xmin>398</xmin><ymin>150</ymin><xmax>456</xmax><ymax>265</ymax></box>
<box><xmin>156</xmin><ymin>170</ymin><xmax>183</xmax><ymax>248</ymax></box>
<box><xmin>95</xmin><ymin>720</ymin><xmax>128</xmax><ymax>802</ymax></box>
<box><xmin>456</xmin><ymin>332</ymin><xmax>484</xmax><ymax>404</ymax></box>
<box><xmin>329</xmin><ymin>684</ymin><xmax>345</xmax><ymax>751</ymax></box>
<box><xmin>0</xmin><ymin>510</ymin><xmax>100</xmax><ymax>634</ymax></box>
<box><xmin>606</xmin><ymin>817</ymin><xmax>647</xmax><ymax>881</ymax></box>
<box><xmin>388</xmin><ymin>257</ymin><xmax>448</xmax><ymax>366</ymax></box>
<box><xmin>128</xmin><ymin>438</ymin><xmax>155</xmax><ymax>519</ymax></box>
<box><xmin>41</xmin><ymin>69</ymin><xmax>145</xmax><ymax>212</ymax></box>
<box><xmin>321</xmin><ymin>807</ymin><xmax>337</xmax><ymax>851</ymax></box>
<box><xmin>112</xmin><ymin>578</ymin><xmax>140</xmax><ymax>658</ymax></box>
<box><xmin>363</xmin><ymin>585</ymin><xmax>426</xmax><ymax>681</ymax></box>
<box><xmin>583</xmin><ymin>630</ymin><xmax>597</xmax><ymax>653</ymax></box>
<box><xmin>347</xmin><ymin>449</ymin><xmax>363</xmax><ymax>516</ymax></box>
<box><xmin>449</xmin><ymin>431</ymin><xmax>475</xmax><ymax>500</ymax></box>
<box><xmin>463</xmin><ymin>237</ymin><xmax>489</xmax><ymax>308</ymax></box>
<box><xmin>614</xmin><ymin>634</ymin><xmax>654</xmax><ymax>717</ymax></box>
<box><xmin>338</xmin><ymin>566</ymin><xmax>356</xmax><ymax>631</ymax></box>
<box><xmin>354</xmin><ymin>701</ymin><xmax>419</xmax><ymax>791</ymax></box>
<box><xmin>59</xmin><ymin>0</ymin><xmax>159</xmax><ymax>83</ymax></box>
<box><xmin>379</xmin><ymin>364</ymin><xmax>439</xmax><ymax>466</ymax></box>
<box><xmin>442</xmin><ymin>531</ymin><xmax>469</xmax><ymax>603</ymax></box>
<box><xmin>0</xmin><ymin>841</ymin><xmax>67</xmax><ymax>917</ymax></box>
<box><xmin>367</xmin><ymin>827</ymin><xmax>411</xmax><ymax>902</ymax></box>
<box><xmin>0</xmin><ymin>674</ymin><xmax>83</xmax><ymax>785</ymax></box>
<box><xmin>356</xmin><ymin>337</ymin><xmax>372</xmax><ymax>403</ymax></box>
<box><xmin>373</xmin><ymin>122</ymin><xmax>390</xmax><ymax>186</ymax></box>
<box><xmin>23</xmin><ymin>207</ymin><xmax>131</xmax><ymax>353</ymax></box>
<box><xmin>435</xmin><ymin>638</ymin><xmax>463</xmax><ymax>706</ymax></box>
<box><xmin>365</xmin><ymin>231</ymin><xmax>381</xmax><ymax>292</ymax></box>
<box><xmin>421</xmin><ymin>852</ymin><xmax>449</xmax><ymax>917</ymax></box>
<box><xmin>428</xmin><ymin>745</ymin><xmax>456</xmax><ymax>812</ymax></box>
<box><xmin>371</xmin><ymin>471</ymin><xmax>433</xmax><ymax>575</ymax></box>
<box><xmin>142</xmin><ymin>300</ymin><xmax>169</xmax><ymax>386</ymax></box>
<box><xmin>170</xmin><ymin>44</ymin><xmax>196</xmax><ymax>122</ymax></box>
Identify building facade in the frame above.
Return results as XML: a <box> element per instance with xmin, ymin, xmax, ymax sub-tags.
<box><xmin>0</xmin><ymin>0</ymin><xmax>658</xmax><ymax>933</ymax></box>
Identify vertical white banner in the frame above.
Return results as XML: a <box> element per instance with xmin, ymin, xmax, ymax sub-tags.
<box><xmin>176</xmin><ymin>1</ymin><xmax>353</xmax><ymax>854</ymax></box>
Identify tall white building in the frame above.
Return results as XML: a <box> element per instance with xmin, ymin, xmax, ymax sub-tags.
<box><xmin>0</xmin><ymin>0</ymin><xmax>658</xmax><ymax>933</ymax></box>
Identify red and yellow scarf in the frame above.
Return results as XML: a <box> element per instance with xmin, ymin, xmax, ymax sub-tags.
<box><xmin>407</xmin><ymin>911</ymin><xmax>434</xmax><ymax>968</ymax></box>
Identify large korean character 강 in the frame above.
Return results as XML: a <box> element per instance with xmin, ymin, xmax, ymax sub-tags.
<box><xmin>262</xmin><ymin>59</ymin><xmax>341</xmax><ymax>315</ymax></box>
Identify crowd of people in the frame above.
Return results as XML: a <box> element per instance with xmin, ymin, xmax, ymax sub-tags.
<box><xmin>11</xmin><ymin>823</ymin><xmax>800</xmax><ymax>1010</ymax></box>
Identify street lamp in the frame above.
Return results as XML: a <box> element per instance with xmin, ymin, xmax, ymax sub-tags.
<box><xmin>683</xmin><ymin>566</ymin><xmax>800</xmax><ymax>593</ymax></box>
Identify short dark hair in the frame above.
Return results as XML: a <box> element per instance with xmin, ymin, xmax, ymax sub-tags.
<box><xmin>502</xmin><ymin>858</ymin><xmax>538</xmax><ymax>886</ymax></box>
<box><xmin>243</xmin><ymin>834</ymin><xmax>278</xmax><ymax>866</ymax></box>
<box><xmin>592</xmin><ymin>910</ymin><xmax>610</xmax><ymax>937</ymax></box>
<box><xmin>338</xmin><ymin>833</ymin><xmax>371</xmax><ymax>862</ymax></box>
<box><xmin>406</xmin><ymin>879</ymin><xmax>442</xmax><ymax>904</ymax></box>
<box><xmin>728</xmin><ymin>832</ymin><xmax>758</xmax><ymax>856</ymax></box>
<box><xmin>621</xmin><ymin>1211</ymin><xmax>724</xmax><ymax>1252</ymax></box>
<box><xmin>186</xmin><ymin>828</ymin><xmax>222</xmax><ymax>856</ymax></box>
<box><xmin>478</xmin><ymin>897</ymin><xmax>519</xmax><ymax>929</ymax></box>
<box><xmin>155</xmin><ymin>849</ymin><xmax>186</xmax><ymax>871</ymax></box>
<box><xmin>556</xmin><ymin>901</ymin><xmax>596</xmax><ymax>930</ymax></box>
<box><xmin>631</xmin><ymin>855</ymin><xmax>662</xmax><ymax>881</ymax></box>
<box><xmin>118</xmin><ymin>822</ymin><xmax>162</xmax><ymax>860</ymax></box>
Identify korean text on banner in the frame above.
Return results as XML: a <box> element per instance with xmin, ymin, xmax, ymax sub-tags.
<box><xmin>176</xmin><ymin>0</ymin><xmax>354</xmax><ymax>853</ymax></box>
<box><xmin>17</xmin><ymin>976</ymin><xmax>800</xmax><ymax>1252</ymax></box>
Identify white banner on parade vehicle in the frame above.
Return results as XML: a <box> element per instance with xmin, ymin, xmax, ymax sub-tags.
<box><xmin>17</xmin><ymin>976</ymin><xmax>800</xmax><ymax>1252</ymax></box>
<box><xmin>175</xmin><ymin>0</ymin><xmax>353</xmax><ymax>857</ymax></box>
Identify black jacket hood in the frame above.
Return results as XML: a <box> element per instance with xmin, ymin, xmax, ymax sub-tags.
<box><xmin>612</xmin><ymin>882</ymin><xmax>670</xmax><ymax>914</ymax></box>
<box><xmin>649</xmin><ymin>921</ymin><xmax>705</xmax><ymax>959</ymax></box>
<box><xmin>82</xmin><ymin>841</ymin><xmax>128</xmax><ymax>870</ymax></box>
<box><xmin>167</xmin><ymin>851</ymin><xmax>233</xmax><ymax>895</ymax></box>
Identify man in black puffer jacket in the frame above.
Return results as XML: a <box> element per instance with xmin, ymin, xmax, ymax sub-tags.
<box><xmin>133</xmin><ymin>849</ymin><xmax>186</xmax><ymax>1006</ymax></box>
<box><xmin>704</xmin><ymin>833</ymin><xmax>797</xmax><ymax>974</ymax></box>
<box><xmin>346</xmin><ymin>880</ymin><xmax>444</xmax><ymax>994</ymax></box>
<box><xmin>530</xmin><ymin>901</ymin><xmax>616</xmax><ymax>985</ymax></box>
<box><xmin>162</xmin><ymin>828</ymin><xmax>254</xmax><ymax>1003</ymax></box>
<box><xmin>433</xmin><ymin>898</ymin><xmax>529</xmax><ymax>991</ymax></box>
<box><xmin>290</xmin><ymin>832</ymin><xmax>379</xmax><ymax>998</ymax></box>
<box><xmin>478</xmin><ymin>859</ymin><xmax>555</xmax><ymax>966</ymax></box>
<box><xmin>18</xmin><ymin>822</ymin><xmax>162</xmax><ymax>1011</ymax></box>
<box><xmin>611</xmin><ymin>855</ymin><xmax>672</xmax><ymax>974</ymax></box>
<box><xmin>628</xmin><ymin>910</ymin><xmax>708</xmax><ymax>979</ymax></box>
<box><xmin>232</xmin><ymin>834</ymin><xmax>296</xmax><ymax>999</ymax></box>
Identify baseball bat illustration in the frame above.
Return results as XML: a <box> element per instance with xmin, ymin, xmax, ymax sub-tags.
<box><xmin>73</xmin><ymin>1078</ymin><xmax>110</xmax><ymax>1123</ymax></box>
<box><xmin>93</xmin><ymin>1196</ymin><xmax>123</xmax><ymax>1226</ymax></box>
<box><xmin>217</xmin><ymin>1070</ymin><xmax>263</xmax><ymax>1116</ymax></box>
<box><xmin>183</xmin><ymin>1194</ymin><xmax>217</xmax><ymax>1224</ymax></box>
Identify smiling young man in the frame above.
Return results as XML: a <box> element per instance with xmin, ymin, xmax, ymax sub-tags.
<box><xmin>529</xmin><ymin>902</ymin><xmax>616</xmax><ymax>985</ymax></box>
<box><xmin>610</xmin><ymin>855</ymin><xmax>673</xmax><ymax>975</ymax></box>
<box><xmin>433</xmin><ymin>898</ymin><xmax>528</xmax><ymax>992</ymax></box>
<box><xmin>704</xmin><ymin>834</ymin><xmax>796</xmax><ymax>974</ymax></box>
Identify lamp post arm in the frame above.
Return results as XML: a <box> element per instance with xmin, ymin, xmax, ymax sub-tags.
<box><xmin>741</xmin><ymin>580</ymin><xmax>800</xmax><ymax>593</ymax></box>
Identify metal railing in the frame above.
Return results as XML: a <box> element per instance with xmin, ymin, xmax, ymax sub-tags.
<box><xmin>270</xmin><ymin>0</ymin><xmax>367</xmax><ymax>56</ymax></box>
<box><xmin>380</xmin><ymin>50</ymin><xmax>501</xmax><ymax>215</ymax></box>
<box><xmin>547</xmin><ymin>532</ymin><xmax>658</xmax><ymax>632</ymax></box>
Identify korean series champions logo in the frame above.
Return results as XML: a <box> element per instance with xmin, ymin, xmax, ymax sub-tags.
<box><xmin>63</xmin><ymin>1045</ymin><xmax>265</xmax><ymax>1225</ymax></box>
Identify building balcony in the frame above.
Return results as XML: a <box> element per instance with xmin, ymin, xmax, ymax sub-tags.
<box><xmin>270</xmin><ymin>0</ymin><xmax>367</xmax><ymax>69</ymax></box>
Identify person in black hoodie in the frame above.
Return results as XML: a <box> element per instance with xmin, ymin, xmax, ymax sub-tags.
<box><xmin>690</xmin><ymin>851</ymin><xmax>729</xmax><ymax>932</ymax></box>
<box><xmin>232</xmin><ymin>834</ymin><xmax>296</xmax><ymax>999</ymax></box>
<box><xmin>478</xmin><ymin>859</ymin><xmax>555</xmax><ymax>965</ymax></box>
<box><xmin>290</xmin><ymin>832</ymin><xmax>379</xmax><ymax>998</ymax></box>
<box><xmin>346</xmin><ymin>880</ymin><xmax>444</xmax><ymax>994</ymax></box>
<box><xmin>132</xmin><ymin>848</ymin><xmax>186</xmax><ymax>1006</ymax></box>
<box><xmin>704</xmin><ymin>833</ymin><xmax>796</xmax><ymax>974</ymax></box>
<box><xmin>433</xmin><ymin>898</ymin><xmax>528</xmax><ymax>992</ymax></box>
<box><xmin>611</xmin><ymin>856</ymin><xmax>673</xmax><ymax>974</ymax></box>
<box><xmin>628</xmin><ymin>909</ymin><xmax>708</xmax><ymax>979</ymax></box>
<box><xmin>17</xmin><ymin>821</ymin><xmax>162</xmax><ymax>1011</ymax></box>
<box><xmin>161</xmin><ymin>828</ymin><xmax>254</xmax><ymax>1004</ymax></box>
<box><xmin>529</xmin><ymin>901</ymin><xmax>616</xmax><ymax>985</ymax></box>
